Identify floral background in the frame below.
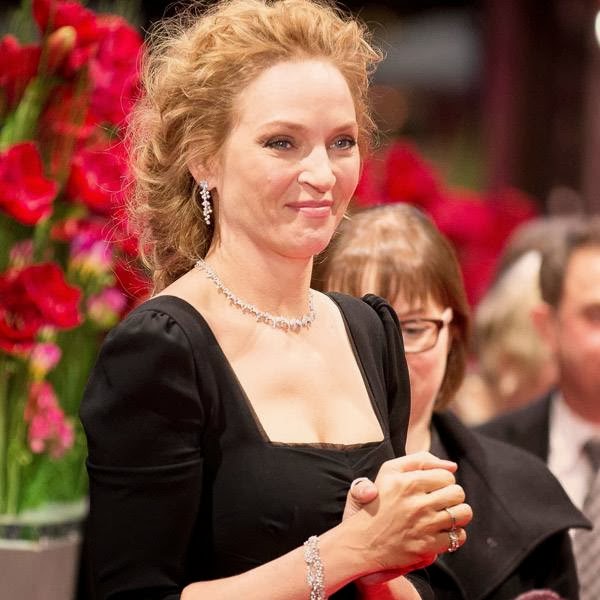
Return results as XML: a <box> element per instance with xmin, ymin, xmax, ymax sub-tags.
<box><xmin>0</xmin><ymin>0</ymin><xmax>149</xmax><ymax>519</ymax></box>
<box><xmin>0</xmin><ymin>0</ymin><xmax>539</xmax><ymax>522</ymax></box>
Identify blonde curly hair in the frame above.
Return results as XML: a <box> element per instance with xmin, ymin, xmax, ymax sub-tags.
<box><xmin>127</xmin><ymin>0</ymin><xmax>382</xmax><ymax>292</ymax></box>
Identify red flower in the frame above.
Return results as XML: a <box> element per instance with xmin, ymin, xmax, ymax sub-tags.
<box><xmin>39</xmin><ymin>84</ymin><xmax>102</xmax><ymax>178</ymax></box>
<box><xmin>0</xmin><ymin>35</ymin><xmax>41</xmax><ymax>110</ymax></box>
<box><xmin>0</xmin><ymin>142</ymin><xmax>58</xmax><ymax>226</ymax></box>
<box><xmin>21</xmin><ymin>263</ymin><xmax>82</xmax><ymax>328</ymax></box>
<box><xmin>353</xmin><ymin>156</ymin><xmax>388</xmax><ymax>207</ymax></box>
<box><xmin>66</xmin><ymin>142</ymin><xmax>128</xmax><ymax>215</ymax></box>
<box><xmin>110</xmin><ymin>206</ymin><xmax>140</xmax><ymax>257</ymax></box>
<box><xmin>33</xmin><ymin>0</ymin><xmax>101</xmax><ymax>76</ymax></box>
<box><xmin>0</xmin><ymin>263</ymin><xmax>82</xmax><ymax>354</ymax></box>
<box><xmin>352</xmin><ymin>141</ymin><xmax>540</xmax><ymax>305</ymax></box>
<box><xmin>354</xmin><ymin>141</ymin><xmax>444</xmax><ymax>210</ymax></box>
<box><xmin>427</xmin><ymin>187</ymin><xmax>539</xmax><ymax>304</ymax></box>
<box><xmin>0</xmin><ymin>275</ymin><xmax>43</xmax><ymax>354</ymax></box>
<box><xmin>383</xmin><ymin>142</ymin><xmax>443</xmax><ymax>208</ymax></box>
<box><xmin>89</xmin><ymin>16</ymin><xmax>142</xmax><ymax>126</ymax></box>
<box><xmin>113</xmin><ymin>259</ymin><xmax>151</xmax><ymax>308</ymax></box>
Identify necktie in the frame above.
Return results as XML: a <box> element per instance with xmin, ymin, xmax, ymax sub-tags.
<box><xmin>572</xmin><ymin>439</ymin><xmax>600</xmax><ymax>600</ymax></box>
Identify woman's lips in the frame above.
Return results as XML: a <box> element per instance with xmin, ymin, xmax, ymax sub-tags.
<box><xmin>286</xmin><ymin>201</ymin><xmax>333</xmax><ymax>217</ymax></box>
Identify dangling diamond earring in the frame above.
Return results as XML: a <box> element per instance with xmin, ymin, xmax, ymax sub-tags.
<box><xmin>200</xmin><ymin>180</ymin><xmax>212</xmax><ymax>226</ymax></box>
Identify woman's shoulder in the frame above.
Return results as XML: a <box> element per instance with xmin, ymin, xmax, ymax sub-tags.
<box><xmin>325</xmin><ymin>292</ymin><xmax>398</xmax><ymax>330</ymax></box>
<box><xmin>90</xmin><ymin>295</ymin><xmax>215</xmax><ymax>407</ymax></box>
<box><xmin>106</xmin><ymin>294</ymin><xmax>211</xmax><ymax>347</ymax></box>
<box><xmin>121</xmin><ymin>293</ymin><xmax>207</xmax><ymax>326</ymax></box>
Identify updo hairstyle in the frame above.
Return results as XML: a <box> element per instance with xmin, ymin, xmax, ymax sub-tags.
<box><xmin>128</xmin><ymin>0</ymin><xmax>382</xmax><ymax>291</ymax></box>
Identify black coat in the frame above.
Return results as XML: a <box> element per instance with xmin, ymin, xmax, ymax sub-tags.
<box><xmin>423</xmin><ymin>411</ymin><xmax>589</xmax><ymax>600</ymax></box>
<box><xmin>477</xmin><ymin>393</ymin><xmax>552</xmax><ymax>462</ymax></box>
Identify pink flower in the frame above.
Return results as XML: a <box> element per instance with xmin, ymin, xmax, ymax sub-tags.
<box><xmin>87</xmin><ymin>287</ymin><xmax>127</xmax><ymax>329</ymax></box>
<box><xmin>69</xmin><ymin>234</ymin><xmax>113</xmax><ymax>279</ymax></box>
<box><xmin>29</xmin><ymin>342</ymin><xmax>62</xmax><ymax>380</ymax></box>
<box><xmin>25</xmin><ymin>381</ymin><xmax>75</xmax><ymax>459</ymax></box>
<box><xmin>0</xmin><ymin>142</ymin><xmax>58</xmax><ymax>226</ymax></box>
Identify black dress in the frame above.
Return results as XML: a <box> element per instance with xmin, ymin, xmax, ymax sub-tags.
<box><xmin>80</xmin><ymin>292</ymin><xmax>413</xmax><ymax>600</ymax></box>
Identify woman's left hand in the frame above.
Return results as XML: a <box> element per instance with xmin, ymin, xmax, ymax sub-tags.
<box><xmin>342</xmin><ymin>477</ymin><xmax>379</xmax><ymax>521</ymax></box>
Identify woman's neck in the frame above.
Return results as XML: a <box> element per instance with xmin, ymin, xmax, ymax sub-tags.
<box><xmin>205</xmin><ymin>242</ymin><xmax>314</xmax><ymax>316</ymax></box>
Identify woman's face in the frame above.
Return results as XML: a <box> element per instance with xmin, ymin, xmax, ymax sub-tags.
<box><xmin>207</xmin><ymin>59</ymin><xmax>361</xmax><ymax>259</ymax></box>
<box><xmin>394</xmin><ymin>295</ymin><xmax>452</xmax><ymax>420</ymax></box>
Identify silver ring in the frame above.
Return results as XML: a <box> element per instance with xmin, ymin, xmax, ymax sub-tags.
<box><xmin>350</xmin><ymin>477</ymin><xmax>370</xmax><ymax>489</ymax></box>
<box><xmin>447</xmin><ymin>529</ymin><xmax>460</xmax><ymax>553</ymax></box>
<box><xmin>443</xmin><ymin>506</ymin><xmax>457</xmax><ymax>531</ymax></box>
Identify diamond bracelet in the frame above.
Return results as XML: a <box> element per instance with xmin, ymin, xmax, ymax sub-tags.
<box><xmin>303</xmin><ymin>535</ymin><xmax>326</xmax><ymax>600</ymax></box>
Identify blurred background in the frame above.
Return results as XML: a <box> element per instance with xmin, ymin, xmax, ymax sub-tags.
<box><xmin>146</xmin><ymin>0</ymin><xmax>600</xmax><ymax>214</ymax></box>
<box><xmin>3</xmin><ymin>0</ymin><xmax>599</xmax><ymax>212</ymax></box>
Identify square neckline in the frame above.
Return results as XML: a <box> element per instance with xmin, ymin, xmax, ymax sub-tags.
<box><xmin>149</xmin><ymin>293</ymin><xmax>388</xmax><ymax>450</ymax></box>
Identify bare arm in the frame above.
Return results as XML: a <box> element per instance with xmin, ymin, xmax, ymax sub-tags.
<box><xmin>182</xmin><ymin>521</ymin><xmax>368</xmax><ymax>600</ymax></box>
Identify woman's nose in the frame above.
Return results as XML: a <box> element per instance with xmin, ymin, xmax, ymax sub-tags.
<box><xmin>297</xmin><ymin>147</ymin><xmax>336</xmax><ymax>192</ymax></box>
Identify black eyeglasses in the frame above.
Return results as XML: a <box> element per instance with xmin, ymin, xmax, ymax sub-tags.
<box><xmin>399</xmin><ymin>309</ymin><xmax>452</xmax><ymax>353</ymax></box>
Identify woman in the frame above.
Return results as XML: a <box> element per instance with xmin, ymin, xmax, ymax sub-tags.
<box><xmin>323</xmin><ymin>203</ymin><xmax>588</xmax><ymax>600</ymax></box>
<box><xmin>80</xmin><ymin>2</ymin><xmax>471</xmax><ymax>599</ymax></box>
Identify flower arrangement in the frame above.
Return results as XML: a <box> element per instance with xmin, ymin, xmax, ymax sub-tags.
<box><xmin>0</xmin><ymin>0</ymin><xmax>149</xmax><ymax>522</ymax></box>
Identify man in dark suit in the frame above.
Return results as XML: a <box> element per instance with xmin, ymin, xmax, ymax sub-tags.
<box><xmin>479</xmin><ymin>216</ymin><xmax>600</xmax><ymax>600</ymax></box>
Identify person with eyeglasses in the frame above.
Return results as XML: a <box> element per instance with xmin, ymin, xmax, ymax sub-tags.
<box><xmin>322</xmin><ymin>203</ymin><xmax>588</xmax><ymax>600</ymax></box>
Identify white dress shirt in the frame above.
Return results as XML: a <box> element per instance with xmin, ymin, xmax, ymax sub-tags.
<box><xmin>548</xmin><ymin>391</ymin><xmax>600</xmax><ymax>509</ymax></box>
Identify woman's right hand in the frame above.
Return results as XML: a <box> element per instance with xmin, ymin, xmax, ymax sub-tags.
<box><xmin>346</xmin><ymin>451</ymin><xmax>472</xmax><ymax>576</ymax></box>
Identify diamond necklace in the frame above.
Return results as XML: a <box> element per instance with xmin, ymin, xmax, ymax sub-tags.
<box><xmin>195</xmin><ymin>258</ymin><xmax>316</xmax><ymax>331</ymax></box>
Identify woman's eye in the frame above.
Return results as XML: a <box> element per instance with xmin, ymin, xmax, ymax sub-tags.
<box><xmin>265</xmin><ymin>138</ymin><xmax>294</xmax><ymax>150</ymax></box>
<box><xmin>331</xmin><ymin>137</ymin><xmax>357</xmax><ymax>150</ymax></box>
<box><xmin>401</xmin><ymin>325</ymin><xmax>428</xmax><ymax>338</ymax></box>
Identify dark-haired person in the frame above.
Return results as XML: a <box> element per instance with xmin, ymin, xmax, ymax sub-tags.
<box><xmin>324</xmin><ymin>203</ymin><xmax>588</xmax><ymax>600</ymax></box>
<box><xmin>480</xmin><ymin>216</ymin><xmax>600</xmax><ymax>600</ymax></box>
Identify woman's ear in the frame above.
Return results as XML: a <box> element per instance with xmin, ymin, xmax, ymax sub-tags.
<box><xmin>188</xmin><ymin>158</ymin><xmax>218</xmax><ymax>190</ymax></box>
<box><xmin>188</xmin><ymin>159</ymin><xmax>205</xmax><ymax>185</ymax></box>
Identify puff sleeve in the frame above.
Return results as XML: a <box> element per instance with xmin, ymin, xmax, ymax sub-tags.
<box><xmin>361</xmin><ymin>294</ymin><xmax>411</xmax><ymax>458</ymax></box>
<box><xmin>80</xmin><ymin>306</ymin><xmax>206</xmax><ymax>600</ymax></box>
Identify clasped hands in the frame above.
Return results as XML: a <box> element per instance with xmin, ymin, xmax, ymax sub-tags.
<box><xmin>341</xmin><ymin>451</ymin><xmax>473</xmax><ymax>583</ymax></box>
